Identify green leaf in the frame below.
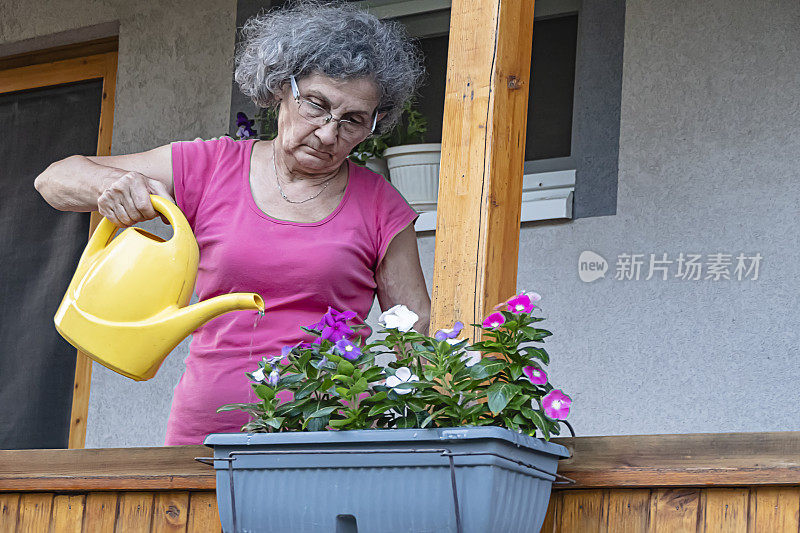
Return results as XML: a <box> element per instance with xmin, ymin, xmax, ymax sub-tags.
<box><xmin>308</xmin><ymin>406</ymin><xmax>338</xmax><ymax>419</ymax></box>
<box><xmin>328</xmin><ymin>418</ymin><xmax>353</xmax><ymax>428</ymax></box>
<box><xmin>395</xmin><ymin>416</ymin><xmax>416</xmax><ymax>429</ymax></box>
<box><xmin>470</xmin><ymin>359</ymin><xmax>505</xmax><ymax>380</ymax></box>
<box><xmin>362</xmin><ymin>367</ymin><xmax>384</xmax><ymax>382</ymax></box>
<box><xmin>264</xmin><ymin>417</ymin><xmax>284</xmax><ymax>429</ymax></box>
<box><xmin>486</xmin><ymin>382</ymin><xmax>521</xmax><ymax>415</ymax></box>
<box><xmin>294</xmin><ymin>380</ymin><xmax>320</xmax><ymax>400</ymax></box>
<box><xmin>280</xmin><ymin>373</ymin><xmax>305</xmax><ymax>385</ymax></box>
<box><xmin>367</xmin><ymin>402</ymin><xmax>394</xmax><ymax>417</ymax></box>
<box><xmin>351</xmin><ymin>377</ymin><xmax>368</xmax><ymax>395</ymax></box>
<box><xmin>524</xmin><ymin>347</ymin><xmax>550</xmax><ymax>364</ymax></box>
<box><xmin>306</xmin><ymin>415</ymin><xmax>329</xmax><ymax>431</ymax></box>
<box><xmin>361</xmin><ymin>391</ymin><xmax>387</xmax><ymax>404</ymax></box>
<box><xmin>523</xmin><ymin>407</ymin><xmax>551</xmax><ymax>440</ymax></box>
<box><xmin>529</xmin><ymin>329</ymin><xmax>553</xmax><ymax>341</ymax></box>
<box><xmin>337</xmin><ymin>360</ymin><xmax>355</xmax><ymax>376</ymax></box>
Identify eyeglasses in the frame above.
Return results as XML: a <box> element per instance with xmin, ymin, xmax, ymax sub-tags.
<box><xmin>290</xmin><ymin>75</ymin><xmax>378</xmax><ymax>141</ymax></box>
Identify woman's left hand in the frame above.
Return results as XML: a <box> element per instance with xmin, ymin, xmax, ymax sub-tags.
<box><xmin>375</xmin><ymin>223</ymin><xmax>431</xmax><ymax>334</ymax></box>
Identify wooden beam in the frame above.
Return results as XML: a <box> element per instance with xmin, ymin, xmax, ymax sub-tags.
<box><xmin>552</xmin><ymin>431</ymin><xmax>800</xmax><ymax>488</ymax></box>
<box><xmin>0</xmin><ymin>446</ymin><xmax>214</xmax><ymax>492</ymax></box>
<box><xmin>69</xmin><ymin>51</ymin><xmax>118</xmax><ymax>450</ymax></box>
<box><xmin>2</xmin><ymin>432</ymin><xmax>799</xmax><ymax>493</ymax></box>
<box><xmin>430</xmin><ymin>0</ymin><xmax>535</xmax><ymax>333</ymax></box>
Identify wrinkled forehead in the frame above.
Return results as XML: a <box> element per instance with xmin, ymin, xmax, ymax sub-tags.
<box><xmin>294</xmin><ymin>73</ymin><xmax>380</xmax><ymax>114</ymax></box>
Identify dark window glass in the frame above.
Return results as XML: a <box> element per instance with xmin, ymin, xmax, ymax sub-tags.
<box><xmin>416</xmin><ymin>14</ymin><xmax>579</xmax><ymax>161</ymax></box>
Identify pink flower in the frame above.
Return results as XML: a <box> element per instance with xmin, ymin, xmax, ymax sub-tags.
<box><xmin>523</xmin><ymin>365</ymin><xmax>547</xmax><ymax>385</ymax></box>
<box><xmin>506</xmin><ymin>294</ymin><xmax>534</xmax><ymax>314</ymax></box>
<box><xmin>542</xmin><ymin>389</ymin><xmax>571</xmax><ymax>420</ymax></box>
<box><xmin>482</xmin><ymin>312</ymin><xmax>506</xmax><ymax>329</ymax></box>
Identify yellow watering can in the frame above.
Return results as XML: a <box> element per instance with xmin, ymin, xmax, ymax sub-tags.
<box><xmin>54</xmin><ymin>195</ymin><xmax>264</xmax><ymax>381</ymax></box>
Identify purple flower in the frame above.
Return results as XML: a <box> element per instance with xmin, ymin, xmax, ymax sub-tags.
<box><xmin>506</xmin><ymin>294</ymin><xmax>535</xmax><ymax>314</ymax></box>
<box><xmin>434</xmin><ymin>321</ymin><xmax>464</xmax><ymax>341</ymax></box>
<box><xmin>522</xmin><ymin>365</ymin><xmax>547</xmax><ymax>385</ymax></box>
<box><xmin>235</xmin><ymin>112</ymin><xmax>255</xmax><ymax>139</ymax></box>
<box><xmin>482</xmin><ymin>312</ymin><xmax>506</xmax><ymax>329</ymax></box>
<box><xmin>308</xmin><ymin>307</ymin><xmax>358</xmax><ymax>344</ymax></box>
<box><xmin>542</xmin><ymin>389</ymin><xmax>571</xmax><ymax>420</ymax></box>
<box><xmin>266</xmin><ymin>368</ymin><xmax>280</xmax><ymax>387</ymax></box>
<box><xmin>335</xmin><ymin>339</ymin><xmax>361</xmax><ymax>360</ymax></box>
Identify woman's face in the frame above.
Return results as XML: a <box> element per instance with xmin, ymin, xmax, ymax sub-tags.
<box><xmin>275</xmin><ymin>72</ymin><xmax>382</xmax><ymax>175</ymax></box>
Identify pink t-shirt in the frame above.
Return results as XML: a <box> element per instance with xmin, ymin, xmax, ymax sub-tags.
<box><xmin>164</xmin><ymin>137</ymin><xmax>417</xmax><ymax>445</ymax></box>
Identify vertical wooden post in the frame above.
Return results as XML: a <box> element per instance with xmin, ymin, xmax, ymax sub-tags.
<box><xmin>68</xmin><ymin>52</ymin><xmax>118</xmax><ymax>449</ymax></box>
<box><xmin>430</xmin><ymin>0</ymin><xmax>535</xmax><ymax>334</ymax></box>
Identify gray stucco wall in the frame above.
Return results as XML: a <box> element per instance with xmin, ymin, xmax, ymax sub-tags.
<box><xmin>506</xmin><ymin>0</ymin><xmax>800</xmax><ymax>436</ymax></box>
<box><xmin>4</xmin><ymin>0</ymin><xmax>798</xmax><ymax>446</ymax></box>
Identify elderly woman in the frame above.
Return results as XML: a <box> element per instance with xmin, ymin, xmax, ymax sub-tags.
<box><xmin>34</xmin><ymin>1</ymin><xmax>430</xmax><ymax>445</ymax></box>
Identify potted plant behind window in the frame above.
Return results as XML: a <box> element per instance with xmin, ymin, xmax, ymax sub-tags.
<box><xmin>350</xmin><ymin>99</ymin><xmax>441</xmax><ymax>212</ymax></box>
<box><xmin>201</xmin><ymin>292</ymin><xmax>574</xmax><ymax>533</ymax></box>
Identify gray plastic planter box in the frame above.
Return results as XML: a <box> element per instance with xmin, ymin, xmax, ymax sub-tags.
<box><xmin>203</xmin><ymin>426</ymin><xmax>570</xmax><ymax>533</ymax></box>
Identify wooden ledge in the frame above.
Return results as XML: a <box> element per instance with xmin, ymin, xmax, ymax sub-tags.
<box><xmin>552</xmin><ymin>430</ymin><xmax>800</xmax><ymax>488</ymax></box>
<box><xmin>0</xmin><ymin>445</ymin><xmax>214</xmax><ymax>491</ymax></box>
<box><xmin>1</xmin><ymin>432</ymin><xmax>799</xmax><ymax>492</ymax></box>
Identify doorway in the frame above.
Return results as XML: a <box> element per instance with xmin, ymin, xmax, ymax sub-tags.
<box><xmin>0</xmin><ymin>43</ymin><xmax>117</xmax><ymax>449</ymax></box>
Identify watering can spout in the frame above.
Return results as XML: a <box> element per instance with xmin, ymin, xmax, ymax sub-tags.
<box><xmin>172</xmin><ymin>293</ymin><xmax>265</xmax><ymax>334</ymax></box>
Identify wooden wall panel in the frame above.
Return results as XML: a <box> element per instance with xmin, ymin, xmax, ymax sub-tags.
<box><xmin>83</xmin><ymin>492</ymin><xmax>118</xmax><ymax>531</ymax></box>
<box><xmin>187</xmin><ymin>492</ymin><xmax>222</xmax><ymax>532</ymax></box>
<box><xmin>0</xmin><ymin>493</ymin><xmax>20</xmax><ymax>530</ymax></box>
<box><xmin>748</xmin><ymin>487</ymin><xmax>800</xmax><ymax>532</ymax></box>
<box><xmin>17</xmin><ymin>493</ymin><xmax>54</xmax><ymax>532</ymax></box>
<box><xmin>115</xmin><ymin>492</ymin><xmax>155</xmax><ymax>532</ymax></box>
<box><xmin>51</xmin><ymin>494</ymin><xmax>85</xmax><ymax>533</ymax></box>
<box><xmin>560</xmin><ymin>489</ymin><xmax>608</xmax><ymax>532</ymax></box>
<box><xmin>152</xmin><ymin>491</ymin><xmax>189</xmax><ymax>533</ymax></box>
<box><xmin>648</xmin><ymin>489</ymin><xmax>700</xmax><ymax>532</ymax></box>
<box><xmin>5</xmin><ymin>487</ymin><xmax>800</xmax><ymax>531</ymax></box>
<box><xmin>700</xmin><ymin>488</ymin><xmax>749</xmax><ymax>532</ymax></box>
<box><xmin>607</xmin><ymin>489</ymin><xmax>651</xmax><ymax>531</ymax></box>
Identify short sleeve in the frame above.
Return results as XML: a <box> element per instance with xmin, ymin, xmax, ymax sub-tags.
<box><xmin>373</xmin><ymin>176</ymin><xmax>419</xmax><ymax>265</ymax></box>
<box><xmin>170</xmin><ymin>138</ymin><xmax>228</xmax><ymax>227</ymax></box>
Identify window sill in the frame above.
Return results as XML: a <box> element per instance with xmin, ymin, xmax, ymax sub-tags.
<box><xmin>414</xmin><ymin>164</ymin><xmax>575</xmax><ymax>233</ymax></box>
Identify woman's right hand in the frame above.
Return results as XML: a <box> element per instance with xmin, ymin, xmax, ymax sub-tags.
<box><xmin>97</xmin><ymin>170</ymin><xmax>175</xmax><ymax>227</ymax></box>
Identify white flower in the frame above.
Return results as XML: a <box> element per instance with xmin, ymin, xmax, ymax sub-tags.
<box><xmin>460</xmin><ymin>351</ymin><xmax>482</xmax><ymax>367</ymax></box>
<box><xmin>385</xmin><ymin>366</ymin><xmax>419</xmax><ymax>395</ymax></box>
<box><xmin>445</xmin><ymin>337</ymin><xmax>467</xmax><ymax>347</ymax></box>
<box><xmin>378</xmin><ymin>304</ymin><xmax>419</xmax><ymax>333</ymax></box>
<box><xmin>251</xmin><ymin>367</ymin><xmax>266</xmax><ymax>383</ymax></box>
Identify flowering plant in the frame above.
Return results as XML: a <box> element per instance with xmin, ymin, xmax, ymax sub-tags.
<box><xmin>219</xmin><ymin>292</ymin><xmax>572</xmax><ymax>440</ymax></box>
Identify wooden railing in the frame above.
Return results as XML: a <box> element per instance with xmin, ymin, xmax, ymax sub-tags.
<box><xmin>1</xmin><ymin>432</ymin><xmax>799</xmax><ymax>531</ymax></box>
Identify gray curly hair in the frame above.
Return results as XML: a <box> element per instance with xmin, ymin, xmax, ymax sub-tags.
<box><xmin>234</xmin><ymin>0</ymin><xmax>426</xmax><ymax>135</ymax></box>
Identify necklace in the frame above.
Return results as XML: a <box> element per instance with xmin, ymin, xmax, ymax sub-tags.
<box><xmin>272</xmin><ymin>150</ymin><xmax>339</xmax><ymax>204</ymax></box>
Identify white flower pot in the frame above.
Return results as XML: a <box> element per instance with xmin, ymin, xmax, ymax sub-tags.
<box><xmin>383</xmin><ymin>143</ymin><xmax>441</xmax><ymax>212</ymax></box>
<box><xmin>363</xmin><ymin>156</ymin><xmax>389</xmax><ymax>178</ymax></box>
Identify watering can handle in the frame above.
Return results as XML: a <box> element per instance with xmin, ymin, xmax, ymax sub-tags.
<box><xmin>149</xmin><ymin>194</ymin><xmax>188</xmax><ymax>237</ymax></box>
<box><xmin>77</xmin><ymin>195</ymin><xmax>186</xmax><ymax>270</ymax></box>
